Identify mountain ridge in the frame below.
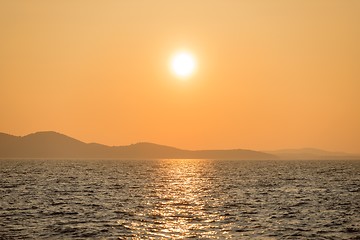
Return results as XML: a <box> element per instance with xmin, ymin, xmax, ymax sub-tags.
<box><xmin>0</xmin><ymin>131</ymin><xmax>358</xmax><ymax>160</ymax></box>
<box><xmin>0</xmin><ymin>131</ymin><xmax>275</xmax><ymax>160</ymax></box>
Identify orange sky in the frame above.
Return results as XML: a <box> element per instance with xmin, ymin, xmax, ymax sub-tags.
<box><xmin>1</xmin><ymin>1</ymin><xmax>359</xmax><ymax>153</ymax></box>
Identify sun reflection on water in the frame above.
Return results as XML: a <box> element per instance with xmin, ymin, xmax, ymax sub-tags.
<box><xmin>119</xmin><ymin>159</ymin><xmax>224</xmax><ymax>239</ymax></box>
<box><xmin>147</xmin><ymin>159</ymin><xmax>213</xmax><ymax>238</ymax></box>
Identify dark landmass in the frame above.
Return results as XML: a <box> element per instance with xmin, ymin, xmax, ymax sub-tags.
<box><xmin>0</xmin><ymin>131</ymin><xmax>275</xmax><ymax>160</ymax></box>
<box><xmin>1</xmin><ymin>131</ymin><xmax>358</xmax><ymax>160</ymax></box>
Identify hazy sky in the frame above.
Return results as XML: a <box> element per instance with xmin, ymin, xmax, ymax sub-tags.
<box><xmin>1</xmin><ymin>0</ymin><xmax>359</xmax><ymax>152</ymax></box>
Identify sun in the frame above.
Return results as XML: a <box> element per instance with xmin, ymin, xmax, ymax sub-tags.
<box><xmin>170</xmin><ymin>51</ymin><xmax>196</xmax><ymax>79</ymax></box>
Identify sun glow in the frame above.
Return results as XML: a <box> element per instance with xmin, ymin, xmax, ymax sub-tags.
<box><xmin>170</xmin><ymin>51</ymin><xmax>196</xmax><ymax>79</ymax></box>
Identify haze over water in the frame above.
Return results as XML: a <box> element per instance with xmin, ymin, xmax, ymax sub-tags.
<box><xmin>1</xmin><ymin>1</ymin><xmax>359</xmax><ymax>239</ymax></box>
<box><xmin>1</xmin><ymin>159</ymin><xmax>359</xmax><ymax>239</ymax></box>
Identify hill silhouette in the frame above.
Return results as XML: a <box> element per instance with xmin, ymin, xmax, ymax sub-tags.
<box><xmin>0</xmin><ymin>131</ymin><xmax>276</xmax><ymax>160</ymax></box>
<box><xmin>1</xmin><ymin>131</ymin><xmax>358</xmax><ymax>160</ymax></box>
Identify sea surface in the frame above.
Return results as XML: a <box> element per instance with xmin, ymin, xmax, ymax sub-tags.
<box><xmin>0</xmin><ymin>159</ymin><xmax>359</xmax><ymax>239</ymax></box>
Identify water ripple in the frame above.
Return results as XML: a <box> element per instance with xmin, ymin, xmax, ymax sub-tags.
<box><xmin>0</xmin><ymin>159</ymin><xmax>359</xmax><ymax>239</ymax></box>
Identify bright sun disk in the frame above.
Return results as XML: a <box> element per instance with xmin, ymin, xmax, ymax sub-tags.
<box><xmin>171</xmin><ymin>51</ymin><xmax>196</xmax><ymax>78</ymax></box>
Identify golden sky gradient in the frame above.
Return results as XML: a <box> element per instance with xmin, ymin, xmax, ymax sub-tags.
<box><xmin>1</xmin><ymin>1</ymin><xmax>359</xmax><ymax>152</ymax></box>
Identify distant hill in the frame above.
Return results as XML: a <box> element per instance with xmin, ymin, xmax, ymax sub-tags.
<box><xmin>0</xmin><ymin>131</ymin><xmax>276</xmax><ymax>160</ymax></box>
<box><xmin>267</xmin><ymin>148</ymin><xmax>359</xmax><ymax>160</ymax></box>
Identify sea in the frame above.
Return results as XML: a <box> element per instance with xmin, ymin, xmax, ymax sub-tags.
<box><xmin>0</xmin><ymin>159</ymin><xmax>359</xmax><ymax>239</ymax></box>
